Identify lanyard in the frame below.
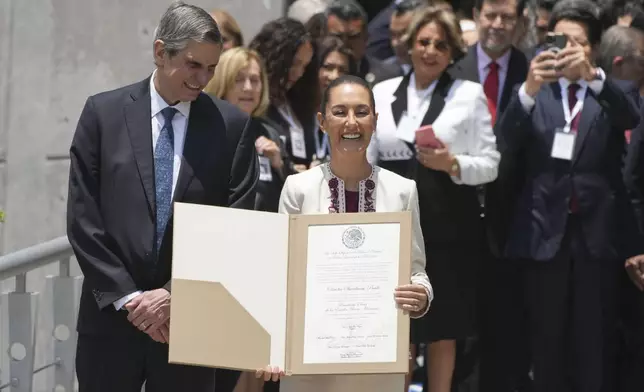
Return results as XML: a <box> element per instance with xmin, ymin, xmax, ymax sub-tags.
<box><xmin>277</xmin><ymin>104</ymin><xmax>303</xmax><ymax>133</ymax></box>
<box><xmin>313</xmin><ymin>130</ymin><xmax>329</xmax><ymax>159</ymax></box>
<box><xmin>561</xmin><ymin>86</ymin><xmax>584</xmax><ymax>133</ymax></box>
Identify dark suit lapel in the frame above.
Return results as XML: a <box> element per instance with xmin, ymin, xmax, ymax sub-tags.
<box><xmin>499</xmin><ymin>48</ymin><xmax>526</xmax><ymax>113</ymax></box>
<box><xmin>173</xmin><ymin>93</ymin><xmax>214</xmax><ymax>201</ymax></box>
<box><xmin>391</xmin><ymin>72</ymin><xmax>411</xmax><ymax>126</ymax></box>
<box><xmin>457</xmin><ymin>45</ymin><xmax>480</xmax><ymax>83</ymax></box>
<box><xmin>420</xmin><ymin>72</ymin><xmax>454</xmax><ymax>126</ymax></box>
<box><xmin>547</xmin><ymin>82</ymin><xmax>567</xmax><ymax>131</ymax></box>
<box><xmin>573</xmin><ymin>91</ymin><xmax>600</xmax><ymax>164</ymax></box>
<box><xmin>125</xmin><ymin>78</ymin><xmax>155</xmax><ymax>218</ymax></box>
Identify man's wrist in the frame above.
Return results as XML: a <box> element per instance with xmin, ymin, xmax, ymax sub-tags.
<box><xmin>525</xmin><ymin>81</ymin><xmax>539</xmax><ymax>97</ymax></box>
<box><xmin>584</xmin><ymin>67</ymin><xmax>599</xmax><ymax>82</ymax></box>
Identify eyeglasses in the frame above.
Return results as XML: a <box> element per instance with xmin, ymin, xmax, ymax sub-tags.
<box><xmin>415</xmin><ymin>38</ymin><xmax>450</xmax><ymax>53</ymax></box>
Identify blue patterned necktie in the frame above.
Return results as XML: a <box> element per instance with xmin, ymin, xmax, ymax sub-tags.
<box><xmin>155</xmin><ymin>107</ymin><xmax>177</xmax><ymax>253</ymax></box>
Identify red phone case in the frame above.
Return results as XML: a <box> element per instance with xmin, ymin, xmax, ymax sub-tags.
<box><xmin>416</xmin><ymin>125</ymin><xmax>442</xmax><ymax>148</ymax></box>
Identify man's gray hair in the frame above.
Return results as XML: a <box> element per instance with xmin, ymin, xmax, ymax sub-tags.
<box><xmin>596</xmin><ymin>25</ymin><xmax>643</xmax><ymax>73</ymax></box>
<box><xmin>154</xmin><ymin>1</ymin><xmax>222</xmax><ymax>57</ymax></box>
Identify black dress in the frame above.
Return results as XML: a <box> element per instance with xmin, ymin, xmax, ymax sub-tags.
<box><xmin>373</xmin><ymin>71</ymin><xmax>484</xmax><ymax>343</ymax></box>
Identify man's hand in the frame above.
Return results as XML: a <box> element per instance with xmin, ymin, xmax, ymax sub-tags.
<box><xmin>625</xmin><ymin>255</ymin><xmax>644</xmax><ymax>291</ymax></box>
<box><xmin>147</xmin><ymin>320</ymin><xmax>170</xmax><ymax>344</ymax></box>
<box><xmin>525</xmin><ymin>50</ymin><xmax>559</xmax><ymax>97</ymax></box>
<box><xmin>124</xmin><ymin>288</ymin><xmax>171</xmax><ymax>335</ymax></box>
<box><xmin>556</xmin><ymin>36</ymin><xmax>596</xmax><ymax>81</ymax></box>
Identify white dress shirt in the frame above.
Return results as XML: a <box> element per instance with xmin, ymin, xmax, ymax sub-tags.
<box><xmin>517</xmin><ymin>68</ymin><xmax>606</xmax><ymax>112</ymax></box>
<box><xmin>113</xmin><ymin>72</ymin><xmax>191</xmax><ymax>310</ymax></box>
<box><xmin>407</xmin><ymin>72</ymin><xmax>437</xmax><ymax>123</ymax></box>
<box><xmin>477</xmin><ymin>43</ymin><xmax>511</xmax><ymax>106</ymax></box>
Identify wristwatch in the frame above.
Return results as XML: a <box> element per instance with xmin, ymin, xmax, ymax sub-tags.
<box><xmin>448</xmin><ymin>159</ymin><xmax>460</xmax><ymax>176</ymax></box>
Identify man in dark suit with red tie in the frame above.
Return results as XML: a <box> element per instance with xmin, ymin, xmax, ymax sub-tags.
<box><xmin>496</xmin><ymin>0</ymin><xmax>644</xmax><ymax>390</ymax></box>
<box><xmin>66</xmin><ymin>3</ymin><xmax>258</xmax><ymax>391</ymax></box>
<box><xmin>448</xmin><ymin>0</ymin><xmax>531</xmax><ymax>390</ymax></box>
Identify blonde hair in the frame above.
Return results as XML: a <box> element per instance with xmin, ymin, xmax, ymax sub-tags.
<box><xmin>204</xmin><ymin>47</ymin><xmax>270</xmax><ymax>117</ymax></box>
<box><xmin>406</xmin><ymin>6</ymin><xmax>466</xmax><ymax>57</ymax></box>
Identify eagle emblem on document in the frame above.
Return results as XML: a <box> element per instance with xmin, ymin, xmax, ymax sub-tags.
<box><xmin>342</xmin><ymin>226</ymin><xmax>365</xmax><ymax>249</ymax></box>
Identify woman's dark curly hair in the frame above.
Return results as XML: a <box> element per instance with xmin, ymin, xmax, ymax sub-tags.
<box><xmin>250</xmin><ymin>17</ymin><xmax>320</xmax><ymax>130</ymax></box>
<box><xmin>248</xmin><ymin>18</ymin><xmax>313</xmax><ymax>105</ymax></box>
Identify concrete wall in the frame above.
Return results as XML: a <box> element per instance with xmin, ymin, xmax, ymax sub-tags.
<box><xmin>0</xmin><ymin>1</ymin><xmax>285</xmax><ymax>390</ymax></box>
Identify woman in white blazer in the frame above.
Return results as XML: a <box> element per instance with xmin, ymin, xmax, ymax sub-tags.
<box><xmin>256</xmin><ymin>75</ymin><xmax>433</xmax><ymax>392</ymax></box>
<box><xmin>369</xmin><ymin>6</ymin><xmax>500</xmax><ymax>392</ymax></box>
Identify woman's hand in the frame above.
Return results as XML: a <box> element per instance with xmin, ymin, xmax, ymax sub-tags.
<box><xmin>416</xmin><ymin>143</ymin><xmax>455</xmax><ymax>174</ymax></box>
<box><xmin>394</xmin><ymin>284</ymin><xmax>428</xmax><ymax>314</ymax></box>
<box><xmin>256</xmin><ymin>136</ymin><xmax>284</xmax><ymax>170</ymax></box>
<box><xmin>255</xmin><ymin>365</ymin><xmax>285</xmax><ymax>382</ymax></box>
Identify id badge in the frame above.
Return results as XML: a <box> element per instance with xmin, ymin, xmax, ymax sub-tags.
<box><xmin>396</xmin><ymin>112</ymin><xmax>420</xmax><ymax>144</ymax></box>
<box><xmin>290</xmin><ymin>127</ymin><xmax>307</xmax><ymax>159</ymax></box>
<box><xmin>258</xmin><ymin>156</ymin><xmax>273</xmax><ymax>182</ymax></box>
<box><xmin>551</xmin><ymin>129</ymin><xmax>576</xmax><ymax>161</ymax></box>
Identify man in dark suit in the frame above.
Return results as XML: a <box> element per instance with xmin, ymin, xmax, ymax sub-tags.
<box><xmin>366</xmin><ymin>0</ymin><xmax>399</xmax><ymax>61</ymax></box>
<box><xmin>448</xmin><ymin>0</ymin><xmax>531</xmax><ymax>390</ymax></box>
<box><xmin>622</xmin><ymin>102</ymin><xmax>644</xmax><ymax>392</ymax></box>
<box><xmin>326</xmin><ymin>0</ymin><xmax>402</xmax><ymax>85</ymax></box>
<box><xmin>497</xmin><ymin>0</ymin><xmax>644</xmax><ymax>390</ymax></box>
<box><xmin>66</xmin><ymin>3</ymin><xmax>258</xmax><ymax>392</ymax></box>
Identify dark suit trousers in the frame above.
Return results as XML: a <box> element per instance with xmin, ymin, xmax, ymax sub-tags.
<box><xmin>618</xmin><ymin>276</ymin><xmax>644</xmax><ymax>392</ymax></box>
<box><xmin>76</xmin><ymin>331</ymin><xmax>227</xmax><ymax>392</ymax></box>
<box><xmin>478</xmin><ymin>253</ymin><xmax>532</xmax><ymax>392</ymax></box>
<box><xmin>523</xmin><ymin>216</ymin><xmax>620</xmax><ymax>392</ymax></box>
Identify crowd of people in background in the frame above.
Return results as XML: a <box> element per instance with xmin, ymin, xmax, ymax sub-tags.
<box><xmin>65</xmin><ymin>0</ymin><xmax>644</xmax><ymax>391</ymax></box>
<box><xmin>205</xmin><ymin>1</ymin><xmax>644</xmax><ymax>392</ymax></box>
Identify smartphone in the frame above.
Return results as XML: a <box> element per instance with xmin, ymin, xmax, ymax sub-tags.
<box><xmin>545</xmin><ymin>32</ymin><xmax>567</xmax><ymax>53</ymax></box>
<box><xmin>415</xmin><ymin>125</ymin><xmax>443</xmax><ymax>149</ymax></box>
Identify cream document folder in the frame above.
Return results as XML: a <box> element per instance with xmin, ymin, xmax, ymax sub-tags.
<box><xmin>168</xmin><ymin>202</ymin><xmax>411</xmax><ymax>375</ymax></box>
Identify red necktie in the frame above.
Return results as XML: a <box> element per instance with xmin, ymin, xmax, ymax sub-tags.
<box><xmin>568</xmin><ymin>83</ymin><xmax>581</xmax><ymax>132</ymax></box>
<box><xmin>483</xmin><ymin>62</ymin><xmax>499</xmax><ymax>124</ymax></box>
<box><xmin>567</xmin><ymin>83</ymin><xmax>581</xmax><ymax>213</ymax></box>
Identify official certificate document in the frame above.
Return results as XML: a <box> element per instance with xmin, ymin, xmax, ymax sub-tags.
<box><xmin>169</xmin><ymin>204</ymin><xmax>411</xmax><ymax>376</ymax></box>
<box><xmin>302</xmin><ymin>224</ymin><xmax>400</xmax><ymax>364</ymax></box>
